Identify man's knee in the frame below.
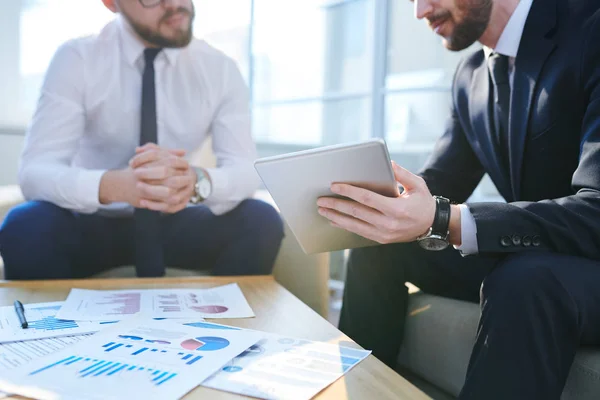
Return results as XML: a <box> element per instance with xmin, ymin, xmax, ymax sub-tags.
<box><xmin>481</xmin><ymin>252</ymin><xmax>570</xmax><ymax>309</ymax></box>
<box><xmin>0</xmin><ymin>201</ymin><xmax>74</xmax><ymax>278</ymax></box>
<box><xmin>237</xmin><ymin>199</ymin><xmax>284</xmax><ymax>242</ymax></box>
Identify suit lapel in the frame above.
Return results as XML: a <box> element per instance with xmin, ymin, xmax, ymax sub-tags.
<box><xmin>508</xmin><ymin>0</ymin><xmax>557</xmax><ymax>199</ymax></box>
<box><xmin>469</xmin><ymin>60</ymin><xmax>513</xmax><ymax>199</ymax></box>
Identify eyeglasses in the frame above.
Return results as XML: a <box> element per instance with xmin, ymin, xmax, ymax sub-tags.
<box><xmin>138</xmin><ymin>0</ymin><xmax>165</xmax><ymax>8</ymax></box>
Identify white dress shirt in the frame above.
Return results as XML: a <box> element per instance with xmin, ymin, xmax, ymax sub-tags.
<box><xmin>19</xmin><ymin>16</ymin><xmax>259</xmax><ymax>216</ymax></box>
<box><xmin>455</xmin><ymin>0</ymin><xmax>533</xmax><ymax>255</ymax></box>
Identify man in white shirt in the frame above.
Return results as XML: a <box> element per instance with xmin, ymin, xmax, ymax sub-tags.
<box><xmin>318</xmin><ymin>0</ymin><xmax>600</xmax><ymax>398</ymax></box>
<box><xmin>0</xmin><ymin>0</ymin><xmax>284</xmax><ymax>279</ymax></box>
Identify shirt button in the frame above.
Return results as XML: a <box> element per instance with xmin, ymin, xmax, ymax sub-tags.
<box><xmin>500</xmin><ymin>236</ymin><xmax>512</xmax><ymax>247</ymax></box>
<box><xmin>512</xmin><ymin>235</ymin><xmax>522</xmax><ymax>246</ymax></box>
<box><xmin>522</xmin><ymin>236</ymin><xmax>532</xmax><ymax>247</ymax></box>
<box><xmin>532</xmin><ymin>235</ymin><xmax>542</xmax><ymax>247</ymax></box>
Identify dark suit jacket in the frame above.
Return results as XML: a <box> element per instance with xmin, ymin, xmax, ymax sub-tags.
<box><xmin>419</xmin><ymin>0</ymin><xmax>600</xmax><ymax>259</ymax></box>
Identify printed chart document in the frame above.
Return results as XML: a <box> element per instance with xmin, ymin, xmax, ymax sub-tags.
<box><xmin>0</xmin><ymin>335</ymin><xmax>93</xmax><ymax>372</ymax></box>
<box><xmin>0</xmin><ymin>302</ymin><xmax>114</xmax><ymax>343</ymax></box>
<box><xmin>56</xmin><ymin>284</ymin><xmax>255</xmax><ymax>321</ymax></box>
<box><xmin>0</xmin><ymin>317</ymin><xmax>263</xmax><ymax>400</ymax></box>
<box><xmin>0</xmin><ymin>335</ymin><xmax>93</xmax><ymax>399</ymax></box>
<box><xmin>191</xmin><ymin>322</ymin><xmax>372</xmax><ymax>400</ymax></box>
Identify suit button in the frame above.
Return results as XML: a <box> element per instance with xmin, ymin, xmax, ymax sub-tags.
<box><xmin>522</xmin><ymin>236</ymin><xmax>532</xmax><ymax>247</ymax></box>
<box><xmin>532</xmin><ymin>235</ymin><xmax>542</xmax><ymax>247</ymax></box>
<box><xmin>500</xmin><ymin>236</ymin><xmax>512</xmax><ymax>247</ymax></box>
<box><xmin>512</xmin><ymin>235</ymin><xmax>522</xmax><ymax>246</ymax></box>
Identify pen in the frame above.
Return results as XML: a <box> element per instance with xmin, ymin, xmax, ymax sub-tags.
<box><xmin>14</xmin><ymin>300</ymin><xmax>28</xmax><ymax>329</ymax></box>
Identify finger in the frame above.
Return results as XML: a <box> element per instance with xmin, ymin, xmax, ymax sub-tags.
<box><xmin>165</xmin><ymin>174</ymin><xmax>195</xmax><ymax>190</ymax></box>
<box><xmin>134</xmin><ymin>166</ymin><xmax>176</xmax><ymax>181</ymax></box>
<box><xmin>137</xmin><ymin>182</ymin><xmax>172</xmax><ymax>201</ymax></box>
<box><xmin>136</xmin><ymin>143</ymin><xmax>159</xmax><ymax>153</ymax></box>
<box><xmin>167</xmin><ymin>156</ymin><xmax>190</xmax><ymax>170</ymax></box>
<box><xmin>330</xmin><ymin>183</ymin><xmax>396</xmax><ymax>215</ymax></box>
<box><xmin>318</xmin><ymin>207</ymin><xmax>386</xmax><ymax>243</ymax></box>
<box><xmin>135</xmin><ymin>144</ymin><xmax>186</xmax><ymax>157</ymax></box>
<box><xmin>168</xmin><ymin>149</ymin><xmax>186</xmax><ymax>157</ymax></box>
<box><xmin>317</xmin><ymin>197</ymin><xmax>388</xmax><ymax>227</ymax></box>
<box><xmin>166</xmin><ymin>184</ymin><xmax>193</xmax><ymax>206</ymax></box>
<box><xmin>392</xmin><ymin>161</ymin><xmax>425</xmax><ymax>192</ymax></box>
<box><xmin>130</xmin><ymin>149</ymin><xmax>161</xmax><ymax>168</ymax></box>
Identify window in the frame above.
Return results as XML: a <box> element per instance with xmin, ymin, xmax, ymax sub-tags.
<box><xmin>252</xmin><ymin>0</ymin><xmax>374</xmax><ymax>146</ymax></box>
<box><xmin>4</xmin><ymin>0</ymin><xmax>479</xmax><ymax>170</ymax></box>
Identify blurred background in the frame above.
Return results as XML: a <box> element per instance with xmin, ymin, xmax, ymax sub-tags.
<box><xmin>0</xmin><ymin>0</ymin><xmax>501</xmax><ymax>288</ymax></box>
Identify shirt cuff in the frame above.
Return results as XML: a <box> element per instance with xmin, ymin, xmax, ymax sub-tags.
<box><xmin>453</xmin><ymin>204</ymin><xmax>479</xmax><ymax>255</ymax></box>
<box><xmin>75</xmin><ymin>169</ymin><xmax>107</xmax><ymax>213</ymax></box>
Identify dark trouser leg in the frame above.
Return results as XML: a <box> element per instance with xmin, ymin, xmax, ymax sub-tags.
<box><xmin>460</xmin><ymin>252</ymin><xmax>600</xmax><ymax>400</ymax></box>
<box><xmin>163</xmin><ymin>199</ymin><xmax>284</xmax><ymax>276</ymax></box>
<box><xmin>0</xmin><ymin>201</ymin><xmax>134</xmax><ymax>280</ymax></box>
<box><xmin>339</xmin><ymin>242</ymin><xmax>497</xmax><ymax>367</ymax></box>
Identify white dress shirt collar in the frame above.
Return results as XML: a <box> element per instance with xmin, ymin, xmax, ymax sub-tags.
<box><xmin>483</xmin><ymin>0</ymin><xmax>534</xmax><ymax>58</ymax></box>
<box><xmin>117</xmin><ymin>15</ymin><xmax>180</xmax><ymax>67</ymax></box>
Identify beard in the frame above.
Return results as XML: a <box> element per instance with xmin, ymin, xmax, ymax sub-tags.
<box><xmin>122</xmin><ymin>4</ymin><xmax>195</xmax><ymax>48</ymax></box>
<box><xmin>440</xmin><ymin>0</ymin><xmax>493</xmax><ymax>51</ymax></box>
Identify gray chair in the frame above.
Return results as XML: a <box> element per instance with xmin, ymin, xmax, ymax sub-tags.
<box><xmin>399</xmin><ymin>292</ymin><xmax>600</xmax><ymax>399</ymax></box>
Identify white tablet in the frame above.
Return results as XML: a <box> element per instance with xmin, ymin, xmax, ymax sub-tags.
<box><xmin>254</xmin><ymin>139</ymin><xmax>398</xmax><ymax>254</ymax></box>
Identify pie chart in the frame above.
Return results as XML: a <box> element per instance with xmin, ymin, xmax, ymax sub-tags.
<box><xmin>190</xmin><ymin>305</ymin><xmax>228</xmax><ymax>314</ymax></box>
<box><xmin>181</xmin><ymin>336</ymin><xmax>230</xmax><ymax>351</ymax></box>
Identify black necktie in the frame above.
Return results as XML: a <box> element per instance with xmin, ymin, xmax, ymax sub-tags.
<box><xmin>488</xmin><ymin>52</ymin><xmax>511</xmax><ymax>166</ymax></box>
<box><xmin>134</xmin><ymin>48</ymin><xmax>165</xmax><ymax>277</ymax></box>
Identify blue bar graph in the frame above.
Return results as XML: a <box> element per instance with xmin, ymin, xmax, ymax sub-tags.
<box><xmin>186</xmin><ymin>356</ymin><xmax>202</xmax><ymax>365</ymax></box>
<box><xmin>29</xmin><ymin>355</ymin><xmax>178</xmax><ymax>386</ymax></box>
<box><xmin>27</xmin><ymin>316</ymin><xmax>79</xmax><ymax>331</ymax></box>
<box><xmin>132</xmin><ymin>347</ymin><xmax>148</xmax><ymax>356</ymax></box>
<box><xmin>157</xmin><ymin>373</ymin><xmax>177</xmax><ymax>386</ymax></box>
<box><xmin>182</xmin><ymin>354</ymin><xmax>192</xmax><ymax>360</ymax></box>
<box><xmin>105</xmin><ymin>343</ymin><xmax>124</xmax><ymax>352</ymax></box>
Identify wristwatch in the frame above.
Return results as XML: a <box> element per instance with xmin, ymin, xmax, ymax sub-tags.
<box><xmin>190</xmin><ymin>167</ymin><xmax>212</xmax><ymax>204</ymax></box>
<box><xmin>417</xmin><ymin>196</ymin><xmax>451</xmax><ymax>251</ymax></box>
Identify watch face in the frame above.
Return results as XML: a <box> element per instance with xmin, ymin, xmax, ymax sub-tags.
<box><xmin>419</xmin><ymin>237</ymin><xmax>449</xmax><ymax>251</ymax></box>
<box><xmin>198</xmin><ymin>178</ymin><xmax>212</xmax><ymax>199</ymax></box>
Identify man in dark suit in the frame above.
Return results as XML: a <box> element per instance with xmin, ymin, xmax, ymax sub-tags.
<box><xmin>316</xmin><ymin>0</ymin><xmax>600</xmax><ymax>398</ymax></box>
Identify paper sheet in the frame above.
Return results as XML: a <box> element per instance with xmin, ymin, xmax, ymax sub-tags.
<box><xmin>0</xmin><ymin>302</ymin><xmax>117</xmax><ymax>343</ymax></box>
<box><xmin>0</xmin><ymin>317</ymin><xmax>263</xmax><ymax>400</ymax></box>
<box><xmin>190</xmin><ymin>322</ymin><xmax>372</xmax><ymax>400</ymax></box>
<box><xmin>0</xmin><ymin>334</ymin><xmax>93</xmax><ymax>372</ymax></box>
<box><xmin>56</xmin><ymin>284</ymin><xmax>255</xmax><ymax>321</ymax></box>
<box><xmin>0</xmin><ymin>334</ymin><xmax>93</xmax><ymax>399</ymax></box>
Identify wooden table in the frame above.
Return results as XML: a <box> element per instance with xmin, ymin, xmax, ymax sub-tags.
<box><xmin>0</xmin><ymin>276</ymin><xmax>430</xmax><ymax>400</ymax></box>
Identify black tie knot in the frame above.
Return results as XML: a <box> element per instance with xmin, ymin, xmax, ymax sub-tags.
<box><xmin>144</xmin><ymin>48</ymin><xmax>162</xmax><ymax>65</ymax></box>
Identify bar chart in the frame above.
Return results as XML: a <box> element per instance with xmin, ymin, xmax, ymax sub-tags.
<box><xmin>28</xmin><ymin>355</ymin><xmax>178</xmax><ymax>386</ymax></box>
<box><xmin>101</xmin><ymin>341</ymin><xmax>204</xmax><ymax>365</ymax></box>
<box><xmin>97</xmin><ymin>293</ymin><xmax>141</xmax><ymax>316</ymax></box>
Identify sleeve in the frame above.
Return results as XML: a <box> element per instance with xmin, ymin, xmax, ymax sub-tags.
<box><xmin>454</xmin><ymin>204</ymin><xmax>479</xmax><ymax>255</ymax></box>
<box><xmin>418</xmin><ymin>58</ymin><xmax>486</xmax><ymax>204</ymax></box>
<box><xmin>201</xmin><ymin>58</ymin><xmax>260</xmax><ymax>216</ymax></box>
<box><xmin>469</xmin><ymin>14</ymin><xmax>600</xmax><ymax>260</ymax></box>
<box><xmin>18</xmin><ymin>41</ymin><xmax>106</xmax><ymax>213</ymax></box>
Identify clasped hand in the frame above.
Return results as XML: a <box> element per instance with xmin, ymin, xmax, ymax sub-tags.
<box><xmin>126</xmin><ymin>143</ymin><xmax>196</xmax><ymax>213</ymax></box>
<box><xmin>316</xmin><ymin>161</ymin><xmax>436</xmax><ymax>244</ymax></box>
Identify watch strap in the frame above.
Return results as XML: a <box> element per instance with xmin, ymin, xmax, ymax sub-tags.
<box><xmin>432</xmin><ymin>196</ymin><xmax>450</xmax><ymax>237</ymax></box>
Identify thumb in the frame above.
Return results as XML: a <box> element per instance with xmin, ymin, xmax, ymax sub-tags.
<box><xmin>392</xmin><ymin>161</ymin><xmax>423</xmax><ymax>191</ymax></box>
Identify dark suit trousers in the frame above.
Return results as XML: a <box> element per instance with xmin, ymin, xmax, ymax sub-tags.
<box><xmin>0</xmin><ymin>199</ymin><xmax>284</xmax><ymax>279</ymax></box>
<box><xmin>339</xmin><ymin>243</ymin><xmax>600</xmax><ymax>400</ymax></box>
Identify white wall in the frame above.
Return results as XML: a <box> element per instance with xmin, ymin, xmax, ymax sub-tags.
<box><xmin>0</xmin><ymin>133</ymin><xmax>24</xmax><ymax>186</ymax></box>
